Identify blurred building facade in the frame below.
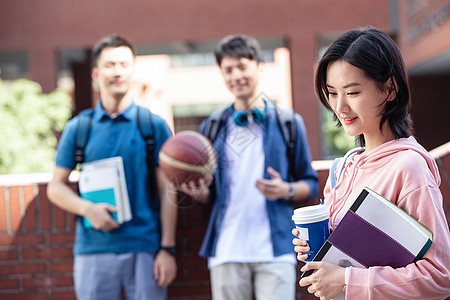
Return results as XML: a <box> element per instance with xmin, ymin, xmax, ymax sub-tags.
<box><xmin>0</xmin><ymin>0</ymin><xmax>449</xmax><ymax>157</ymax></box>
<box><xmin>1</xmin><ymin>1</ymin><xmax>450</xmax><ymax>299</ymax></box>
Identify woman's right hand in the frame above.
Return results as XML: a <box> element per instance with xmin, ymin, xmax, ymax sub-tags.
<box><xmin>292</xmin><ymin>228</ymin><xmax>310</xmax><ymax>262</ymax></box>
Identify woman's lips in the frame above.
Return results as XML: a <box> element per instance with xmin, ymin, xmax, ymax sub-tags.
<box><xmin>342</xmin><ymin>117</ymin><xmax>357</xmax><ymax>125</ymax></box>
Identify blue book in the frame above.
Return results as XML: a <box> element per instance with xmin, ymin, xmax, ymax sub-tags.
<box><xmin>80</xmin><ymin>188</ymin><xmax>119</xmax><ymax>227</ymax></box>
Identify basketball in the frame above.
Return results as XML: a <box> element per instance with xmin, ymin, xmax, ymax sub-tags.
<box><xmin>159</xmin><ymin>131</ymin><xmax>217</xmax><ymax>186</ymax></box>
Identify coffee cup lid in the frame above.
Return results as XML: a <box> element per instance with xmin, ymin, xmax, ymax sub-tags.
<box><xmin>292</xmin><ymin>204</ymin><xmax>329</xmax><ymax>224</ymax></box>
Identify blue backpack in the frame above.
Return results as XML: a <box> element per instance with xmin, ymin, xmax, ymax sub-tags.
<box><xmin>329</xmin><ymin>147</ymin><xmax>365</xmax><ymax>189</ymax></box>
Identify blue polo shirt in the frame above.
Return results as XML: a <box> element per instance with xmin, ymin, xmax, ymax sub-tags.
<box><xmin>55</xmin><ymin>101</ymin><xmax>172</xmax><ymax>255</ymax></box>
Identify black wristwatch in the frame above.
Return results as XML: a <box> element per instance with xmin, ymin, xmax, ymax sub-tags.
<box><xmin>159</xmin><ymin>246</ymin><xmax>176</xmax><ymax>256</ymax></box>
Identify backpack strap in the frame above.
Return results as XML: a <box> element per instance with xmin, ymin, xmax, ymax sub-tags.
<box><xmin>329</xmin><ymin>147</ymin><xmax>365</xmax><ymax>189</ymax></box>
<box><xmin>275</xmin><ymin>106</ymin><xmax>297</xmax><ymax>181</ymax></box>
<box><xmin>204</xmin><ymin>105</ymin><xmax>297</xmax><ymax>180</ymax></box>
<box><xmin>203</xmin><ymin>108</ymin><xmax>228</xmax><ymax>143</ymax></box>
<box><xmin>74</xmin><ymin>109</ymin><xmax>94</xmax><ymax>166</ymax></box>
<box><xmin>136</xmin><ymin>106</ymin><xmax>160</xmax><ymax>211</ymax></box>
<box><xmin>329</xmin><ymin>157</ymin><xmax>341</xmax><ymax>189</ymax></box>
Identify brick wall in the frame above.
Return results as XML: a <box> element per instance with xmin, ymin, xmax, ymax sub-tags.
<box><xmin>0</xmin><ymin>148</ymin><xmax>449</xmax><ymax>299</ymax></box>
<box><xmin>0</xmin><ymin>181</ymin><xmax>77</xmax><ymax>299</ymax></box>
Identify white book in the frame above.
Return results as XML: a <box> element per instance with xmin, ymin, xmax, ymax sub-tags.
<box><xmin>78</xmin><ymin>156</ymin><xmax>132</xmax><ymax>227</ymax></box>
<box><xmin>301</xmin><ymin>186</ymin><xmax>433</xmax><ymax>300</ymax></box>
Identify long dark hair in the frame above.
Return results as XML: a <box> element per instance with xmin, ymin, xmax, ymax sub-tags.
<box><xmin>315</xmin><ymin>27</ymin><xmax>413</xmax><ymax>147</ymax></box>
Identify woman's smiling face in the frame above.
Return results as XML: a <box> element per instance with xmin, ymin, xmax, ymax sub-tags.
<box><xmin>326</xmin><ymin>60</ymin><xmax>394</xmax><ymax>151</ymax></box>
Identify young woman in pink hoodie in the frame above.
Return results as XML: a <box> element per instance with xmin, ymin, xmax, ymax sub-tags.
<box><xmin>293</xmin><ymin>27</ymin><xmax>450</xmax><ymax>299</ymax></box>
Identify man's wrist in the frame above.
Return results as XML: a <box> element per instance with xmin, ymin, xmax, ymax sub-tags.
<box><xmin>159</xmin><ymin>246</ymin><xmax>176</xmax><ymax>256</ymax></box>
<box><xmin>284</xmin><ymin>182</ymin><xmax>295</xmax><ymax>201</ymax></box>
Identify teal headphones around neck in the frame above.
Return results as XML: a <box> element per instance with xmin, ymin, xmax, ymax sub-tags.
<box><xmin>228</xmin><ymin>100</ymin><xmax>267</xmax><ymax>127</ymax></box>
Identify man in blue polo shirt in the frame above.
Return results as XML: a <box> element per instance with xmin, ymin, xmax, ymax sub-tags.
<box><xmin>180</xmin><ymin>35</ymin><xmax>319</xmax><ymax>300</ymax></box>
<box><xmin>47</xmin><ymin>35</ymin><xmax>177</xmax><ymax>300</ymax></box>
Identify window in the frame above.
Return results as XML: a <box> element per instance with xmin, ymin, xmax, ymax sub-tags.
<box><xmin>0</xmin><ymin>52</ymin><xmax>28</xmax><ymax>80</ymax></box>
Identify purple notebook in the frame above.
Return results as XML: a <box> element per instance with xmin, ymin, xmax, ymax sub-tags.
<box><xmin>301</xmin><ymin>187</ymin><xmax>433</xmax><ymax>278</ymax></box>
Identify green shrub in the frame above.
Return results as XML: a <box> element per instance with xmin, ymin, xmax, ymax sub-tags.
<box><xmin>321</xmin><ymin>107</ymin><xmax>356</xmax><ymax>159</ymax></box>
<box><xmin>0</xmin><ymin>74</ymin><xmax>72</xmax><ymax>174</ymax></box>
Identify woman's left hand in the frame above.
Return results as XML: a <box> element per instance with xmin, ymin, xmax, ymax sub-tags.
<box><xmin>299</xmin><ymin>261</ymin><xmax>346</xmax><ymax>300</ymax></box>
<box><xmin>292</xmin><ymin>228</ymin><xmax>310</xmax><ymax>262</ymax></box>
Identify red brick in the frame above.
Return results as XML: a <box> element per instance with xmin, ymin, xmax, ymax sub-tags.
<box><xmin>168</xmin><ymin>295</ymin><xmax>211</xmax><ymax>300</ymax></box>
<box><xmin>185</xmin><ymin>268</ymin><xmax>209</xmax><ymax>281</ymax></box>
<box><xmin>50</xmin><ymin>290</ymin><xmax>76</xmax><ymax>300</ymax></box>
<box><xmin>0</xmin><ymin>262</ymin><xmax>46</xmax><ymax>275</ymax></box>
<box><xmin>296</xmin><ymin>293</ymin><xmax>317</xmax><ymax>300</ymax></box>
<box><xmin>49</xmin><ymin>232</ymin><xmax>75</xmax><ymax>245</ymax></box>
<box><xmin>168</xmin><ymin>283</ymin><xmax>211</xmax><ymax>297</ymax></box>
<box><xmin>177</xmin><ymin>255</ymin><xmax>206</xmax><ymax>267</ymax></box>
<box><xmin>9</xmin><ymin>186</ymin><xmax>22</xmax><ymax>232</ymax></box>
<box><xmin>177</xmin><ymin>226</ymin><xmax>207</xmax><ymax>238</ymax></box>
<box><xmin>23</xmin><ymin>275</ymin><xmax>73</xmax><ymax>289</ymax></box>
<box><xmin>68</xmin><ymin>182</ymin><xmax>78</xmax><ymax>192</ymax></box>
<box><xmin>22</xmin><ymin>247</ymin><xmax>73</xmax><ymax>260</ymax></box>
<box><xmin>0</xmin><ymin>249</ymin><xmax>18</xmax><ymax>261</ymax></box>
<box><xmin>38</xmin><ymin>185</ymin><xmax>50</xmax><ymax>230</ymax></box>
<box><xmin>0</xmin><ymin>186</ymin><xmax>7</xmax><ymax>232</ymax></box>
<box><xmin>0</xmin><ymin>292</ymin><xmax>47</xmax><ymax>300</ymax></box>
<box><xmin>185</xmin><ymin>240</ymin><xmax>203</xmax><ymax>253</ymax></box>
<box><xmin>0</xmin><ymin>278</ymin><xmax>20</xmax><ymax>290</ymax></box>
<box><xmin>183</xmin><ymin>206</ymin><xmax>203</xmax><ymax>225</ymax></box>
<box><xmin>68</xmin><ymin>212</ymin><xmax>76</xmax><ymax>230</ymax></box>
<box><xmin>23</xmin><ymin>184</ymin><xmax>37</xmax><ymax>231</ymax></box>
<box><xmin>53</xmin><ymin>204</ymin><xmax>66</xmax><ymax>229</ymax></box>
<box><xmin>49</xmin><ymin>260</ymin><xmax>73</xmax><ymax>273</ymax></box>
<box><xmin>0</xmin><ymin>233</ymin><xmax>45</xmax><ymax>246</ymax></box>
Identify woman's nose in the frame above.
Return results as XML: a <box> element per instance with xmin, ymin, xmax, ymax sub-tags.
<box><xmin>335</xmin><ymin>95</ymin><xmax>349</xmax><ymax>114</ymax></box>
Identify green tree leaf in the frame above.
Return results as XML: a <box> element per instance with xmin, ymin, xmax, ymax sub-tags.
<box><xmin>0</xmin><ymin>74</ymin><xmax>72</xmax><ymax>174</ymax></box>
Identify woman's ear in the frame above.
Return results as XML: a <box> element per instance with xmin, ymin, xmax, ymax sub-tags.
<box><xmin>385</xmin><ymin>77</ymin><xmax>398</xmax><ymax>102</ymax></box>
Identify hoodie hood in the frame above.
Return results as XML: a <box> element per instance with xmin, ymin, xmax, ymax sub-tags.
<box><xmin>325</xmin><ymin>136</ymin><xmax>442</xmax><ymax>230</ymax></box>
<box><xmin>356</xmin><ymin>136</ymin><xmax>441</xmax><ymax>186</ymax></box>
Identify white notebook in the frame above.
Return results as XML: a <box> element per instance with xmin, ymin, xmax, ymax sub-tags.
<box><xmin>78</xmin><ymin>156</ymin><xmax>132</xmax><ymax>227</ymax></box>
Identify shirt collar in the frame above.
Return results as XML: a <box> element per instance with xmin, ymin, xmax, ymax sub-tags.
<box><xmin>92</xmin><ymin>99</ymin><xmax>136</xmax><ymax>122</ymax></box>
<box><xmin>264</xmin><ymin>99</ymin><xmax>276</xmax><ymax>119</ymax></box>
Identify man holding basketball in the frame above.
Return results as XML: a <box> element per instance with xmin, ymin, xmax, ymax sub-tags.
<box><xmin>47</xmin><ymin>35</ymin><xmax>177</xmax><ymax>300</ymax></box>
<box><xmin>180</xmin><ymin>35</ymin><xmax>318</xmax><ymax>300</ymax></box>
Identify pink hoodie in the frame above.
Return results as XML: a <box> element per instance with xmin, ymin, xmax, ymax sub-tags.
<box><xmin>324</xmin><ymin>136</ymin><xmax>450</xmax><ymax>299</ymax></box>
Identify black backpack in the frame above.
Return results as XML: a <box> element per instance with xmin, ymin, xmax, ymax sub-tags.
<box><xmin>203</xmin><ymin>106</ymin><xmax>297</xmax><ymax>180</ymax></box>
<box><xmin>74</xmin><ymin>106</ymin><xmax>160</xmax><ymax>210</ymax></box>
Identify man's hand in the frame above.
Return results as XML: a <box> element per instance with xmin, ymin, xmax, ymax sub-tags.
<box><xmin>84</xmin><ymin>203</ymin><xmax>119</xmax><ymax>231</ymax></box>
<box><xmin>299</xmin><ymin>261</ymin><xmax>346</xmax><ymax>300</ymax></box>
<box><xmin>154</xmin><ymin>250</ymin><xmax>177</xmax><ymax>287</ymax></box>
<box><xmin>255</xmin><ymin>167</ymin><xmax>290</xmax><ymax>200</ymax></box>
<box><xmin>178</xmin><ymin>176</ymin><xmax>212</xmax><ymax>204</ymax></box>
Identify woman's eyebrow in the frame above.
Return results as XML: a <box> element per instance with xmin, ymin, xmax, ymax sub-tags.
<box><xmin>326</xmin><ymin>82</ymin><xmax>361</xmax><ymax>89</ymax></box>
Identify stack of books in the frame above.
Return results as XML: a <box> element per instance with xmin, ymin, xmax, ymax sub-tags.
<box><xmin>301</xmin><ymin>187</ymin><xmax>433</xmax><ymax>299</ymax></box>
<box><xmin>78</xmin><ymin>156</ymin><xmax>132</xmax><ymax>228</ymax></box>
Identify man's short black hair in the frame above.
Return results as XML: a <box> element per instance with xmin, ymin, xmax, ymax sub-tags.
<box><xmin>92</xmin><ymin>35</ymin><xmax>135</xmax><ymax>67</ymax></box>
<box><xmin>214</xmin><ymin>34</ymin><xmax>264</xmax><ymax>66</ymax></box>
